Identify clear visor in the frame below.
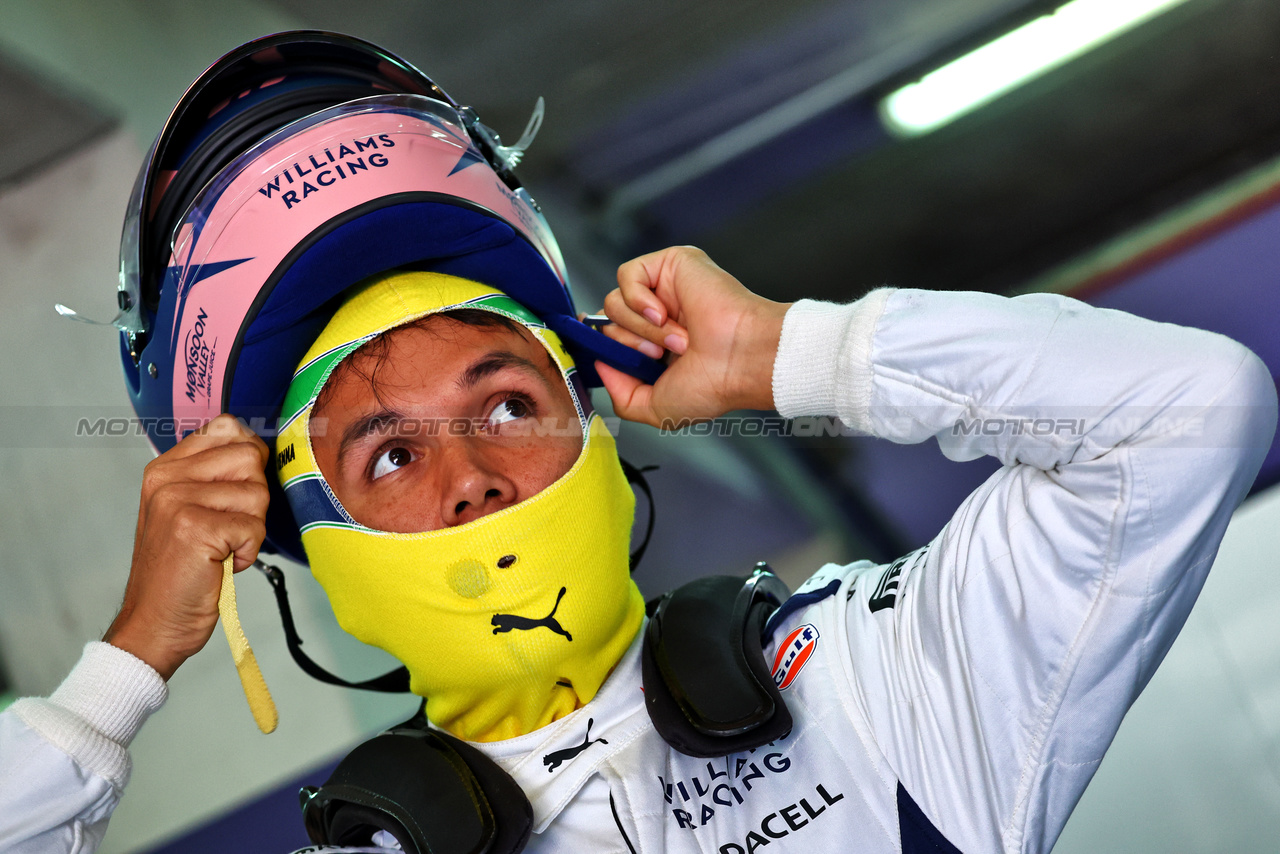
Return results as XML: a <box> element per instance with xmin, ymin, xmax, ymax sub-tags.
<box><xmin>116</xmin><ymin>132</ymin><xmax>162</xmax><ymax>339</ymax></box>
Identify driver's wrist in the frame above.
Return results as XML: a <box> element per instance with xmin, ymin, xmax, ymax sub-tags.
<box><xmin>104</xmin><ymin>614</ymin><xmax>183</xmax><ymax>682</ymax></box>
<box><xmin>730</xmin><ymin>299</ymin><xmax>790</xmax><ymax>411</ymax></box>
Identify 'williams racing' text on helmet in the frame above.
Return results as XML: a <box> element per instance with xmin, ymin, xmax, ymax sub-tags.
<box><xmin>116</xmin><ymin>31</ymin><xmax>663</xmax><ymax>562</ymax></box>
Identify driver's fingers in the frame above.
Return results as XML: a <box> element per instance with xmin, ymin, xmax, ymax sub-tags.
<box><xmin>167</xmin><ymin>505</ymin><xmax>267</xmax><ymax>572</ymax></box>
<box><xmin>597</xmin><ymin>317</ymin><xmax>665</xmax><ymax>360</ymax></box>
<box><xmin>603</xmin><ymin>288</ymin><xmax>686</xmax><ymax>351</ymax></box>
<box><xmin>603</xmin><ymin>287</ymin><xmax>659</xmax><ymax>340</ymax></box>
<box><xmin>149</xmin><ymin>480</ymin><xmax>270</xmax><ymax>520</ymax></box>
<box><xmin>615</xmin><ymin>263</ymin><xmax>671</xmax><ymax>328</ymax></box>
<box><xmin>165</xmin><ymin>414</ymin><xmax>270</xmax><ymax>468</ymax></box>
<box><xmin>143</xmin><ymin>440</ymin><xmax>269</xmax><ymax>500</ymax></box>
<box><xmin>614</xmin><ymin>253</ymin><xmax>670</xmax><ymax>326</ymax></box>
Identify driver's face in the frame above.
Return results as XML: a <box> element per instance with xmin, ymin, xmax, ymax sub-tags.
<box><xmin>311</xmin><ymin>318</ymin><xmax>583</xmax><ymax>533</ymax></box>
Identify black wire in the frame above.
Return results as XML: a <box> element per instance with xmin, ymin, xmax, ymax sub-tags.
<box><xmin>619</xmin><ymin>458</ymin><xmax>657</xmax><ymax>571</ymax></box>
<box><xmin>255</xmin><ymin>560</ymin><xmax>410</xmax><ymax>692</ymax></box>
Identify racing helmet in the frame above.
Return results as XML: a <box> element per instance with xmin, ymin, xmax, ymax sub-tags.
<box><xmin>116</xmin><ymin>31</ymin><xmax>664</xmax><ymax>563</ymax></box>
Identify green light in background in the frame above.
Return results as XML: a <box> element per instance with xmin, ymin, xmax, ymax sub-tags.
<box><xmin>880</xmin><ymin>0</ymin><xmax>1191</xmax><ymax>136</ymax></box>
<box><xmin>0</xmin><ymin>693</ymin><xmax>14</xmax><ymax>714</ymax></box>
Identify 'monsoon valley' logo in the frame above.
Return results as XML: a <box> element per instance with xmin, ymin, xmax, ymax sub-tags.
<box><xmin>184</xmin><ymin>307</ymin><xmax>216</xmax><ymax>404</ymax></box>
<box><xmin>771</xmin><ymin>624</ymin><xmax>818</xmax><ymax>690</ymax></box>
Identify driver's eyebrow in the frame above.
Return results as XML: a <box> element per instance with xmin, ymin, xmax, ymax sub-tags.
<box><xmin>458</xmin><ymin>350</ymin><xmax>554</xmax><ymax>393</ymax></box>
<box><xmin>334</xmin><ymin>352</ymin><xmax>553</xmax><ymax>471</ymax></box>
<box><xmin>337</xmin><ymin>408</ymin><xmax>406</xmax><ymax>472</ymax></box>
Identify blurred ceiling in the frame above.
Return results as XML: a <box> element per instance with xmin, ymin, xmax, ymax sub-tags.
<box><xmin>7</xmin><ymin>0</ymin><xmax>1280</xmax><ymax>302</ymax></box>
<box><xmin>257</xmin><ymin>0</ymin><xmax>1280</xmax><ymax>301</ymax></box>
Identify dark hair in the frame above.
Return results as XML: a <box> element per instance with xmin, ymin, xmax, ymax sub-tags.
<box><xmin>313</xmin><ymin>308</ymin><xmax>530</xmax><ymax>415</ymax></box>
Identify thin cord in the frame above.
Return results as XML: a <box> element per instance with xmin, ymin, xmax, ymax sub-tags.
<box><xmin>255</xmin><ymin>559</ymin><xmax>410</xmax><ymax>692</ymax></box>
<box><xmin>620</xmin><ymin>459</ymin><xmax>658</xmax><ymax>571</ymax></box>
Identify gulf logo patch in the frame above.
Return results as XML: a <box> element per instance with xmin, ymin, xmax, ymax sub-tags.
<box><xmin>771</xmin><ymin>624</ymin><xmax>819</xmax><ymax>690</ymax></box>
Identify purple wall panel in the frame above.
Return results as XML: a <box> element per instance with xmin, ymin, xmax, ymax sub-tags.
<box><xmin>840</xmin><ymin>195</ymin><xmax>1280</xmax><ymax>551</ymax></box>
<box><xmin>1083</xmin><ymin>200</ymin><xmax>1280</xmax><ymax>491</ymax></box>
<box><xmin>1086</xmin><ymin>203</ymin><xmax>1280</xmax><ymax>373</ymax></box>
<box><xmin>839</xmin><ymin>436</ymin><xmax>1000</xmax><ymax>552</ymax></box>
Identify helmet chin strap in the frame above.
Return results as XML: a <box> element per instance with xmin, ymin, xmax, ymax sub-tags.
<box><xmin>218</xmin><ymin>555</ymin><xmax>279</xmax><ymax>732</ymax></box>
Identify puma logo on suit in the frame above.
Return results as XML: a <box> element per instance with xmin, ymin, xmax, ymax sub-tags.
<box><xmin>542</xmin><ymin>718</ymin><xmax>607</xmax><ymax>771</ymax></box>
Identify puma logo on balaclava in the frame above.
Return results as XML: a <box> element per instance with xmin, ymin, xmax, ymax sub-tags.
<box><xmin>492</xmin><ymin>586</ymin><xmax>573</xmax><ymax>641</ymax></box>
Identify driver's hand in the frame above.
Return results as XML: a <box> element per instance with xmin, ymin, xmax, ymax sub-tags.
<box><xmin>596</xmin><ymin>246</ymin><xmax>790</xmax><ymax>428</ymax></box>
<box><xmin>104</xmin><ymin>414</ymin><xmax>270</xmax><ymax>680</ymax></box>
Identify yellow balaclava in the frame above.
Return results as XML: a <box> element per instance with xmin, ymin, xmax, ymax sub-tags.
<box><xmin>275</xmin><ymin>271</ymin><xmax>645</xmax><ymax>742</ymax></box>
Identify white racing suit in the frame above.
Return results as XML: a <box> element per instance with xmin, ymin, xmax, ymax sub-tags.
<box><xmin>2</xmin><ymin>288</ymin><xmax>1275</xmax><ymax>854</ymax></box>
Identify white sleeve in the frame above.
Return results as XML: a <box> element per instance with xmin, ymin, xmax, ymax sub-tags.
<box><xmin>773</xmin><ymin>289</ymin><xmax>1278</xmax><ymax>854</ymax></box>
<box><xmin>0</xmin><ymin>642</ymin><xmax>167</xmax><ymax>854</ymax></box>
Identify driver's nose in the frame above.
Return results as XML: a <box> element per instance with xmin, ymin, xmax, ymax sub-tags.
<box><xmin>438</xmin><ymin>438</ymin><xmax>518</xmax><ymax>527</ymax></box>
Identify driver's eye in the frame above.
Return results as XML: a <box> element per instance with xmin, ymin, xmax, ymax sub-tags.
<box><xmin>371</xmin><ymin>446</ymin><xmax>413</xmax><ymax>479</ymax></box>
<box><xmin>487</xmin><ymin>396</ymin><xmax>531</xmax><ymax>429</ymax></box>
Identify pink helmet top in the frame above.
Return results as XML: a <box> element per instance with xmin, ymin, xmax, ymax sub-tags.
<box><xmin>165</xmin><ymin>95</ymin><xmax>570</xmax><ymax>427</ymax></box>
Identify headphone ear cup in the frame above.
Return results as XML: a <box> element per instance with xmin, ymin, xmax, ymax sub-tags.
<box><xmin>440</xmin><ymin>732</ymin><xmax>534</xmax><ymax>854</ymax></box>
<box><xmin>321</xmin><ymin>801</ymin><xmax>419</xmax><ymax>854</ymax></box>
<box><xmin>299</xmin><ymin>726</ymin><xmax>533</xmax><ymax>854</ymax></box>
